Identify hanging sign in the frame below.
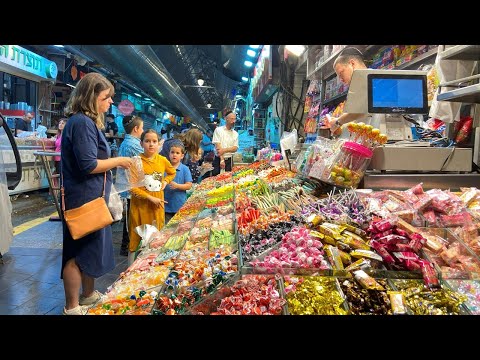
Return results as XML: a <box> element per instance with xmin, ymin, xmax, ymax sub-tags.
<box><xmin>118</xmin><ymin>99</ymin><xmax>134</xmax><ymax>115</ymax></box>
<box><xmin>0</xmin><ymin>45</ymin><xmax>58</xmax><ymax>80</ymax></box>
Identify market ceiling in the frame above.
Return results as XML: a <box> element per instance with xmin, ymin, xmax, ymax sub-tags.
<box><xmin>25</xmin><ymin>45</ymin><xmax>254</xmax><ymax>128</ymax></box>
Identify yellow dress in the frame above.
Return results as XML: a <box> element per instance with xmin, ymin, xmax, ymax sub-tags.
<box><xmin>128</xmin><ymin>153</ymin><xmax>176</xmax><ymax>251</ymax></box>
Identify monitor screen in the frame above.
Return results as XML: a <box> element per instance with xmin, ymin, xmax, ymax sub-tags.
<box><xmin>367</xmin><ymin>74</ymin><xmax>428</xmax><ymax>114</ymax></box>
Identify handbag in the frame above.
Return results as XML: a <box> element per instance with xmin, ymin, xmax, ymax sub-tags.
<box><xmin>62</xmin><ymin>172</ymin><xmax>113</xmax><ymax>240</ymax></box>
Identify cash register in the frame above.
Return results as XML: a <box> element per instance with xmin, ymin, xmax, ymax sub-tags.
<box><xmin>344</xmin><ymin>69</ymin><xmax>472</xmax><ymax>173</ymax></box>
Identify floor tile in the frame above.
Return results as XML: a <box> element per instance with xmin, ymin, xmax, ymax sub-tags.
<box><xmin>0</xmin><ymin>272</ymin><xmax>32</xmax><ymax>291</ymax></box>
<box><xmin>8</xmin><ymin>295</ymin><xmax>64</xmax><ymax>315</ymax></box>
<box><xmin>0</xmin><ymin>279</ymin><xmax>57</xmax><ymax>306</ymax></box>
<box><xmin>0</xmin><ymin>304</ymin><xmax>19</xmax><ymax>315</ymax></box>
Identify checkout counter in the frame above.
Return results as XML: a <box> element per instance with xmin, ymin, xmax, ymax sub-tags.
<box><xmin>341</xmin><ymin>69</ymin><xmax>479</xmax><ymax>190</ymax></box>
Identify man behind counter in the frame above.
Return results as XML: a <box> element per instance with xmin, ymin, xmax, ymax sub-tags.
<box><xmin>15</xmin><ymin>112</ymin><xmax>35</xmax><ymax>137</ymax></box>
<box><xmin>326</xmin><ymin>47</ymin><xmax>369</xmax><ymax>136</ymax></box>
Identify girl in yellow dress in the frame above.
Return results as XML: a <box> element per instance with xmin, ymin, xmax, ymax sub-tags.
<box><xmin>128</xmin><ymin>129</ymin><xmax>176</xmax><ymax>263</ymax></box>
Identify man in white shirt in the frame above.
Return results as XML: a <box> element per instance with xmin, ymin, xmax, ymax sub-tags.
<box><xmin>212</xmin><ymin>110</ymin><xmax>239</xmax><ymax>175</ymax></box>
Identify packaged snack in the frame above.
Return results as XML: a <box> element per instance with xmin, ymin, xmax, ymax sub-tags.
<box><xmin>353</xmin><ymin>270</ymin><xmax>385</xmax><ymax>290</ymax></box>
<box><xmin>388</xmin><ymin>291</ymin><xmax>408</xmax><ymax>315</ymax></box>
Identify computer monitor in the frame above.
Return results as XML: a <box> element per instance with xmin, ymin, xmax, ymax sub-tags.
<box><xmin>367</xmin><ymin>73</ymin><xmax>428</xmax><ymax>114</ymax></box>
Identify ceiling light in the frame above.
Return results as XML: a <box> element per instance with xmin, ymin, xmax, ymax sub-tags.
<box><xmin>144</xmin><ymin>98</ymin><xmax>151</xmax><ymax>101</ymax></box>
<box><xmin>53</xmin><ymin>45</ymin><xmax>64</xmax><ymax>48</ymax></box>
<box><xmin>247</xmin><ymin>49</ymin><xmax>256</xmax><ymax>57</ymax></box>
<box><xmin>244</xmin><ymin>60</ymin><xmax>253</xmax><ymax>67</ymax></box>
<box><xmin>206</xmin><ymin>103</ymin><xmax>212</xmax><ymax>109</ymax></box>
<box><xmin>241</xmin><ymin>76</ymin><xmax>248</xmax><ymax>82</ymax></box>
<box><xmin>134</xmin><ymin>93</ymin><xmax>142</xmax><ymax>97</ymax></box>
<box><xmin>249</xmin><ymin>45</ymin><xmax>260</xmax><ymax>49</ymax></box>
<box><xmin>285</xmin><ymin>45</ymin><xmax>306</xmax><ymax>56</ymax></box>
<box><xmin>197</xmin><ymin>78</ymin><xmax>205</xmax><ymax>86</ymax></box>
<box><xmin>66</xmin><ymin>83</ymin><xmax>76</xmax><ymax>88</ymax></box>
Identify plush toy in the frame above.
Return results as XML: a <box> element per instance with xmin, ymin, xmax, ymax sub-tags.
<box><xmin>144</xmin><ymin>172</ymin><xmax>162</xmax><ymax>192</ymax></box>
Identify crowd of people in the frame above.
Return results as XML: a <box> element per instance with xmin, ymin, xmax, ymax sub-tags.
<box><xmin>56</xmin><ymin>72</ymin><xmax>239</xmax><ymax>315</ymax></box>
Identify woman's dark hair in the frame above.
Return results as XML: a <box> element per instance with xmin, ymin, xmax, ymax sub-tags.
<box><xmin>140</xmin><ymin>129</ymin><xmax>159</xmax><ymax>142</ymax></box>
<box><xmin>224</xmin><ymin>110</ymin><xmax>233</xmax><ymax>117</ymax></box>
<box><xmin>123</xmin><ymin>115</ymin><xmax>143</xmax><ymax>135</ymax></box>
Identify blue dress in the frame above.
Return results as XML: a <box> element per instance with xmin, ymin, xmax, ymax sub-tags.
<box><xmin>60</xmin><ymin>113</ymin><xmax>114</xmax><ymax>279</ymax></box>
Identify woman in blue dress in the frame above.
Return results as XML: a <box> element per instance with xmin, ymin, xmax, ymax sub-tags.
<box><xmin>61</xmin><ymin>73</ymin><xmax>133</xmax><ymax>315</ymax></box>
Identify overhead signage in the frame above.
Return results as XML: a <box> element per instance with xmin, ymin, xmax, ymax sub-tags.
<box><xmin>118</xmin><ymin>99</ymin><xmax>134</xmax><ymax>115</ymax></box>
<box><xmin>0</xmin><ymin>45</ymin><xmax>58</xmax><ymax>80</ymax></box>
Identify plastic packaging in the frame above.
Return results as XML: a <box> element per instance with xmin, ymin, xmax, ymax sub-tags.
<box><xmin>328</xmin><ymin>141</ymin><xmax>373</xmax><ymax>188</ymax></box>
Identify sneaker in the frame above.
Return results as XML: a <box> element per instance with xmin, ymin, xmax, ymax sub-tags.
<box><xmin>63</xmin><ymin>305</ymin><xmax>89</xmax><ymax>315</ymax></box>
<box><xmin>79</xmin><ymin>290</ymin><xmax>102</xmax><ymax>306</ymax></box>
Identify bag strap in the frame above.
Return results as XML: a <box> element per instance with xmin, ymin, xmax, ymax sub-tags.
<box><xmin>61</xmin><ymin>171</ymin><xmax>107</xmax><ymax>212</ymax></box>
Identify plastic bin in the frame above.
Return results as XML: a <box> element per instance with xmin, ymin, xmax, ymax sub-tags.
<box><xmin>328</xmin><ymin>141</ymin><xmax>373</xmax><ymax>188</ymax></box>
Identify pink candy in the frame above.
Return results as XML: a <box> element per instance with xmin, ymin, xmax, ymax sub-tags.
<box><xmin>252</xmin><ymin>227</ymin><xmax>330</xmax><ymax>270</ymax></box>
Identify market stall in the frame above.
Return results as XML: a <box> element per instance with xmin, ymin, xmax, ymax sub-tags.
<box><xmin>83</xmin><ymin>160</ymin><xmax>480</xmax><ymax>315</ymax></box>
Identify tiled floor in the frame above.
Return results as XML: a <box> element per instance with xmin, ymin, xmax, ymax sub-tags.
<box><xmin>0</xmin><ymin>220</ymin><xmax>128</xmax><ymax>315</ymax></box>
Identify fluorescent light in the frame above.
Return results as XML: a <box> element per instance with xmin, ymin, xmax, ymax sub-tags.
<box><xmin>285</xmin><ymin>45</ymin><xmax>306</xmax><ymax>56</ymax></box>
<box><xmin>144</xmin><ymin>98</ymin><xmax>151</xmax><ymax>101</ymax></box>
<box><xmin>53</xmin><ymin>45</ymin><xmax>64</xmax><ymax>48</ymax></box>
<box><xmin>134</xmin><ymin>93</ymin><xmax>142</xmax><ymax>97</ymax></box>
<box><xmin>244</xmin><ymin>60</ymin><xmax>253</xmax><ymax>67</ymax></box>
<box><xmin>66</xmin><ymin>83</ymin><xmax>76</xmax><ymax>88</ymax></box>
<box><xmin>241</xmin><ymin>76</ymin><xmax>248</xmax><ymax>82</ymax></box>
<box><xmin>249</xmin><ymin>45</ymin><xmax>260</xmax><ymax>49</ymax></box>
<box><xmin>247</xmin><ymin>49</ymin><xmax>256</xmax><ymax>57</ymax></box>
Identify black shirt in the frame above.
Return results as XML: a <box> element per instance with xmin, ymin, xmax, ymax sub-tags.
<box><xmin>105</xmin><ymin>121</ymin><xmax>118</xmax><ymax>143</ymax></box>
<box><xmin>15</xmin><ymin>118</ymin><xmax>30</xmax><ymax>136</ymax></box>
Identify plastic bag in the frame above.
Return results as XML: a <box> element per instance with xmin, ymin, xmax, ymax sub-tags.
<box><xmin>36</xmin><ymin>125</ymin><xmax>47</xmax><ymax>138</ymax></box>
<box><xmin>113</xmin><ymin>156</ymin><xmax>146</xmax><ymax>197</ymax></box>
<box><xmin>108</xmin><ymin>184</ymin><xmax>123</xmax><ymax>221</ymax></box>
<box><xmin>280</xmin><ymin>128</ymin><xmax>297</xmax><ymax>161</ymax></box>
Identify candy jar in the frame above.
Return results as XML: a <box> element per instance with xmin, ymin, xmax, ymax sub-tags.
<box><xmin>328</xmin><ymin>141</ymin><xmax>373</xmax><ymax>188</ymax></box>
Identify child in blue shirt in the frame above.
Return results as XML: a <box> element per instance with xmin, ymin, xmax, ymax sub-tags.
<box><xmin>164</xmin><ymin>143</ymin><xmax>193</xmax><ymax>224</ymax></box>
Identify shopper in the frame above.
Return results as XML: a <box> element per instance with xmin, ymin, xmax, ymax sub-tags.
<box><xmin>116</xmin><ymin>115</ymin><xmax>144</xmax><ymax>257</ymax></box>
<box><xmin>61</xmin><ymin>72</ymin><xmax>133</xmax><ymax>315</ymax></box>
<box><xmin>128</xmin><ymin>129</ymin><xmax>176</xmax><ymax>265</ymax></box>
<box><xmin>105</xmin><ymin>113</ymin><xmax>119</xmax><ymax>157</ymax></box>
<box><xmin>327</xmin><ymin>47</ymin><xmax>378</xmax><ymax>136</ymax></box>
<box><xmin>164</xmin><ymin>143</ymin><xmax>193</xmax><ymax>224</ymax></box>
<box><xmin>15</xmin><ymin>112</ymin><xmax>35</xmax><ymax>137</ymax></box>
<box><xmin>52</xmin><ymin>118</ymin><xmax>67</xmax><ymax>189</ymax></box>
<box><xmin>201</xmin><ymin>129</ymin><xmax>214</xmax><ymax>159</ymax></box>
<box><xmin>212</xmin><ymin>110</ymin><xmax>239</xmax><ymax>175</ymax></box>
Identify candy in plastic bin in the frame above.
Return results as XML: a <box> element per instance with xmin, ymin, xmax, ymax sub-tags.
<box><xmin>353</xmin><ymin>270</ymin><xmax>385</xmax><ymax>291</ymax></box>
<box><xmin>344</xmin><ymin>258</ymin><xmax>371</xmax><ymax>272</ymax></box>
<box><xmin>419</xmin><ymin>259</ymin><xmax>440</xmax><ymax>289</ymax></box>
<box><xmin>388</xmin><ymin>291</ymin><xmax>408</xmax><ymax>315</ymax></box>
<box><xmin>350</xmin><ymin>249</ymin><xmax>383</xmax><ymax>262</ymax></box>
<box><xmin>324</xmin><ymin>245</ymin><xmax>344</xmax><ymax>270</ymax></box>
<box><xmin>370</xmin><ymin>240</ymin><xmax>395</xmax><ymax>264</ymax></box>
<box><xmin>373</xmin><ymin>218</ymin><xmax>396</xmax><ymax>232</ymax></box>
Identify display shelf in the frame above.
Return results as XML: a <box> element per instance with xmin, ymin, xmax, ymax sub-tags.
<box><xmin>308</xmin><ymin>45</ymin><xmax>383</xmax><ymax>80</ymax></box>
<box><xmin>322</xmin><ymin>91</ymin><xmax>348</xmax><ymax>105</ymax></box>
<box><xmin>440</xmin><ymin>45</ymin><xmax>480</xmax><ymax>61</ymax></box>
<box><xmin>395</xmin><ymin>48</ymin><xmax>438</xmax><ymax>70</ymax></box>
<box><xmin>437</xmin><ymin>84</ymin><xmax>480</xmax><ymax>103</ymax></box>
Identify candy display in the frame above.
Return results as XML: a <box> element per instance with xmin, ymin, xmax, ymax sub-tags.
<box><xmin>188</xmin><ymin>275</ymin><xmax>286</xmax><ymax>315</ymax></box>
<box><xmin>340</xmin><ymin>278</ymin><xmax>393</xmax><ymax>315</ymax></box>
<box><xmin>284</xmin><ymin>276</ymin><xmax>348</xmax><ymax>315</ymax></box>
<box><xmin>391</xmin><ymin>279</ymin><xmax>468</xmax><ymax>315</ymax></box>
<box><xmin>445</xmin><ymin>280</ymin><xmax>480</xmax><ymax>315</ymax></box>
<box><xmin>87</xmin><ymin>155</ymin><xmax>480</xmax><ymax>315</ymax></box>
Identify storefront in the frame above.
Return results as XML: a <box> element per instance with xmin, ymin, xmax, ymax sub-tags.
<box><xmin>0</xmin><ymin>45</ymin><xmax>58</xmax><ymax>195</ymax></box>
